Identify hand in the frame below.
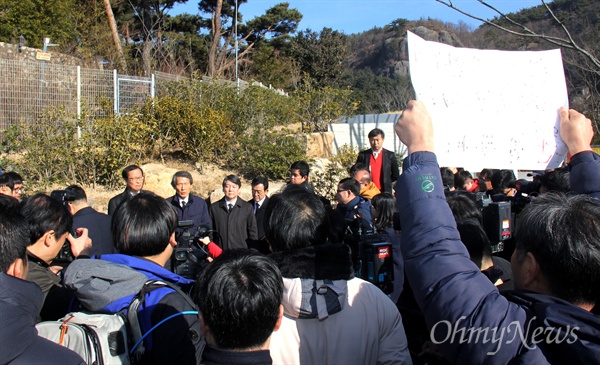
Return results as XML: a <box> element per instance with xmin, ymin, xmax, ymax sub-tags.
<box><xmin>199</xmin><ymin>236</ymin><xmax>210</xmax><ymax>246</ymax></box>
<box><xmin>559</xmin><ymin>106</ymin><xmax>594</xmax><ymax>155</ymax></box>
<box><xmin>395</xmin><ymin>100</ymin><xmax>435</xmax><ymax>154</ymax></box>
<box><xmin>68</xmin><ymin>228</ymin><xmax>92</xmax><ymax>257</ymax></box>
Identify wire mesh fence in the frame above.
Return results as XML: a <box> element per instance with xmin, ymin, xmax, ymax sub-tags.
<box><xmin>0</xmin><ymin>60</ymin><xmax>178</xmax><ymax>131</ymax></box>
<box><xmin>0</xmin><ymin>59</ymin><xmax>287</xmax><ymax>131</ymax></box>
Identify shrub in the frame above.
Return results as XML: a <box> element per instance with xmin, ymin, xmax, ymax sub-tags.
<box><xmin>312</xmin><ymin>144</ymin><xmax>358</xmax><ymax>202</ymax></box>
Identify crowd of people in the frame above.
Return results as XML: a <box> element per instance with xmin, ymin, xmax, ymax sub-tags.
<box><xmin>0</xmin><ymin>102</ymin><xmax>598</xmax><ymax>364</ymax></box>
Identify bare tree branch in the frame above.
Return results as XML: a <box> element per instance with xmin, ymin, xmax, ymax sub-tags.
<box><xmin>435</xmin><ymin>0</ymin><xmax>600</xmax><ymax>72</ymax></box>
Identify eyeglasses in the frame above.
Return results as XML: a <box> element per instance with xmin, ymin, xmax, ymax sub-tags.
<box><xmin>336</xmin><ymin>189</ymin><xmax>347</xmax><ymax>194</ymax></box>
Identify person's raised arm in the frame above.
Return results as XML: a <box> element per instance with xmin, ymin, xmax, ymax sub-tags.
<box><xmin>394</xmin><ymin>100</ymin><xmax>522</xmax><ymax>365</ymax></box>
<box><xmin>559</xmin><ymin>107</ymin><xmax>600</xmax><ymax>198</ymax></box>
<box><xmin>559</xmin><ymin>106</ymin><xmax>594</xmax><ymax>156</ymax></box>
<box><xmin>394</xmin><ymin>100</ymin><xmax>435</xmax><ymax>155</ymax></box>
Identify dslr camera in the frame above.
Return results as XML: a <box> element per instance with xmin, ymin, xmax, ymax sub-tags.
<box><xmin>50</xmin><ymin>189</ymin><xmax>77</xmax><ymax>264</ymax></box>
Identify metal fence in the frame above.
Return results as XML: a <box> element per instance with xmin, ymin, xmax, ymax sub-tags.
<box><xmin>0</xmin><ymin>60</ymin><xmax>286</xmax><ymax>131</ymax></box>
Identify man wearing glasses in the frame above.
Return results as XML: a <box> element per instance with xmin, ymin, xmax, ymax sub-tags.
<box><xmin>108</xmin><ymin>165</ymin><xmax>148</xmax><ymax>216</ymax></box>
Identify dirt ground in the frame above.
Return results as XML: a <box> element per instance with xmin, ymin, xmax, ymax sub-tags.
<box><xmin>81</xmin><ymin>162</ymin><xmax>287</xmax><ymax>214</ymax></box>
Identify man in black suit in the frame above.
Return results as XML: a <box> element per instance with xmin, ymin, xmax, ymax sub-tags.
<box><xmin>209</xmin><ymin>175</ymin><xmax>258</xmax><ymax>250</ymax></box>
<box><xmin>248</xmin><ymin>176</ymin><xmax>270</xmax><ymax>253</ymax></box>
<box><xmin>356</xmin><ymin>128</ymin><xmax>399</xmax><ymax>194</ymax></box>
<box><xmin>107</xmin><ymin>165</ymin><xmax>148</xmax><ymax>216</ymax></box>
<box><xmin>66</xmin><ymin>185</ymin><xmax>115</xmax><ymax>256</ymax></box>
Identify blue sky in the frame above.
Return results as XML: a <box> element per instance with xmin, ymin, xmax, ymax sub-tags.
<box><xmin>172</xmin><ymin>0</ymin><xmax>550</xmax><ymax>34</ymax></box>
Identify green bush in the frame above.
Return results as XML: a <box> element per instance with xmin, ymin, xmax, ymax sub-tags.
<box><xmin>1</xmin><ymin>107</ymin><xmax>80</xmax><ymax>189</ymax></box>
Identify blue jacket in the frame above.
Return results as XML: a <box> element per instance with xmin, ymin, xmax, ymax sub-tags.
<box><xmin>167</xmin><ymin>193</ymin><xmax>212</xmax><ymax>233</ymax></box>
<box><xmin>569</xmin><ymin>150</ymin><xmax>600</xmax><ymax>199</ymax></box>
<box><xmin>80</xmin><ymin>254</ymin><xmax>204</xmax><ymax>365</ymax></box>
<box><xmin>396</xmin><ymin>151</ymin><xmax>600</xmax><ymax>364</ymax></box>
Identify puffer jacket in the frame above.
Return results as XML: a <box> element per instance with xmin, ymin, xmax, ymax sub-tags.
<box><xmin>268</xmin><ymin>244</ymin><xmax>412</xmax><ymax>365</ymax></box>
<box><xmin>396</xmin><ymin>151</ymin><xmax>600</xmax><ymax>364</ymax></box>
<box><xmin>0</xmin><ymin>272</ymin><xmax>85</xmax><ymax>365</ymax></box>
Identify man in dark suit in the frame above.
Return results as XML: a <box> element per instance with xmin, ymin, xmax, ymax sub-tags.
<box><xmin>66</xmin><ymin>185</ymin><xmax>115</xmax><ymax>256</ymax></box>
<box><xmin>209</xmin><ymin>175</ymin><xmax>258</xmax><ymax>250</ymax></box>
<box><xmin>166</xmin><ymin>171</ymin><xmax>211</xmax><ymax>234</ymax></box>
<box><xmin>107</xmin><ymin>165</ymin><xmax>148</xmax><ymax>216</ymax></box>
<box><xmin>248</xmin><ymin>176</ymin><xmax>270</xmax><ymax>253</ymax></box>
<box><xmin>356</xmin><ymin>128</ymin><xmax>399</xmax><ymax>194</ymax></box>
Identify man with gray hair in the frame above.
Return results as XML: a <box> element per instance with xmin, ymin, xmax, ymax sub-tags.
<box><xmin>166</xmin><ymin>171</ymin><xmax>211</xmax><ymax>233</ymax></box>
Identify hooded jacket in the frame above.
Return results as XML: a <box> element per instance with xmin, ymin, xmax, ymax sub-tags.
<box><xmin>397</xmin><ymin>151</ymin><xmax>600</xmax><ymax>364</ymax></box>
<box><xmin>268</xmin><ymin>244</ymin><xmax>411</xmax><ymax>365</ymax></box>
<box><xmin>63</xmin><ymin>255</ymin><xmax>204</xmax><ymax>365</ymax></box>
<box><xmin>0</xmin><ymin>272</ymin><xmax>85</xmax><ymax>365</ymax></box>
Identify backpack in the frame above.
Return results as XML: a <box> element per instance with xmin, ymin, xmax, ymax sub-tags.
<box><xmin>36</xmin><ymin>279</ymin><xmax>198</xmax><ymax>365</ymax></box>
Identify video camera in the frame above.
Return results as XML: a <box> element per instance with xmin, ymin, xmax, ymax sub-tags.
<box><xmin>343</xmin><ymin>219</ymin><xmax>394</xmax><ymax>295</ymax></box>
<box><xmin>50</xmin><ymin>189</ymin><xmax>77</xmax><ymax>264</ymax></box>
<box><xmin>461</xmin><ymin>192</ymin><xmax>512</xmax><ymax>254</ymax></box>
<box><xmin>171</xmin><ymin>221</ymin><xmax>214</xmax><ymax>280</ymax></box>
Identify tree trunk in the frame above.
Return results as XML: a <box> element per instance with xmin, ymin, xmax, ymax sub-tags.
<box><xmin>104</xmin><ymin>0</ymin><xmax>127</xmax><ymax>71</ymax></box>
<box><xmin>207</xmin><ymin>0</ymin><xmax>223</xmax><ymax>78</ymax></box>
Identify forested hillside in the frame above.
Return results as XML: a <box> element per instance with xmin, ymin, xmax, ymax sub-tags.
<box><xmin>0</xmin><ymin>0</ymin><xmax>597</xmax><ymax>134</ymax></box>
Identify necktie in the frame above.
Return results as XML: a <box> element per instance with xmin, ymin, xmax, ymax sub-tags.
<box><xmin>228</xmin><ymin>203</ymin><xmax>233</xmax><ymax>212</ymax></box>
<box><xmin>254</xmin><ymin>202</ymin><xmax>259</xmax><ymax>214</ymax></box>
<box><xmin>181</xmin><ymin>200</ymin><xmax>186</xmax><ymax>208</ymax></box>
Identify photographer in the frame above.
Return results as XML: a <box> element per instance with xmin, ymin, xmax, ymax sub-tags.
<box><xmin>21</xmin><ymin>193</ymin><xmax>91</xmax><ymax>321</ymax></box>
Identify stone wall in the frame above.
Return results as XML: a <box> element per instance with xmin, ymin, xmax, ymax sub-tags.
<box><xmin>0</xmin><ymin>41</ymin><xmax>83</xmax><ymax>66</ymax></box>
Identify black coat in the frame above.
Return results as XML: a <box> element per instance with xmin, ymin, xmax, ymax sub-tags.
<box><xmin>209</xmin><ymin>198</ymin><xmax>258</xmax><ymax>250</ymax></box>
<box><xmin>248</xmin><ymin>196</ymin><xmax>269</xmax><ymax>240</ymax></box>
<box><xmin>356</xmin><ymin>148</ymin><xmax>399</xmax><ymax>194</ymax></box>
<box><xmin>107</xmin><ymin>189</ymin><xmax>150</xmax><ymax>216</ymax></box>
<box><xmin>73</xmin><ymin>206</ymin><xmax>115</xmax><ymax>256</ymax></box>
<box><xmin>0</xmin><ymin>272</ymin><xmax>85</xmax><ymax>365</ymax></box>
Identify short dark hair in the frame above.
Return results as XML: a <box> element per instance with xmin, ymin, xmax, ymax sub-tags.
<box><xmin>454</xmin><ymin>170</ymin><xmax>474</xmax><ymax>190</ymax></box>
<box><xmin>515</xmin><ymin>193</ymin><xmax>600</xmax><ymax>305</ymax></box>
<box><xmin>338</xmin><ymin>177</ymin><xmax>360</xmax><ymax>197</ymax></box>
<box><xmin>290</xmin><ymin>161</ymin><xmax>309</xmax><ymax>178</ymax></box>
<box><xmin>540</xmin><ymin>168</ymin><xmax>570</xmax><ymax>193</ymax></box>
<box><xmin>20</xmin><ymin>194</ymin><xmax>72</xmax><ymax>244</ymax></box>
<box><xmin>0</xmin><ymin>196</ymin><xmax>30</xmax><ymax>272</ymax></box>
<box><xmin>491</xmin><ymin>170</ymin><xmax>515</xmax><ymax>194</ymax></box>
<box><xmin>440</xmin><ymin>167</ymin><xmax>455</xmax><ymax>190</ymax></box>
<box><xmin>222</xmin><ymin>175</ymin><xmax>241</xmax><ymax>188</ymax></box>
<box><xmin>479</xmin><ymin>169</ymin><xmax>495</xmax><ymax>181</ymax></box>
<box><xmin>66</xmin><ymin>185</ymin><xmax>87</xmax><ymax>203</ymax></box>
<box><xmin>112</xmin><ymin>193</ymin><xmax>177</xmax><ymax>257</ymax></box>
<box><xmin>5</xmin><ymin>171</ymin><xmax>23</xmax><ymax>184</ymax></box>
<box><xmin>121</xmin><ymin>165</ymin><xmax>143</xmax><ymax>180</ymax></box>
<box><xmin>350</xmin><ymin>162</ymin><xmax>369</xmax><ymax>176</ymax></box>
<box><xmin>446</xmin><ymin>193</ymin><xmax>482</xmax><ymax>223</ymax></box>
<box><xmin>195</xmin><ymin>249</ymin><xmax>283</xmax><ymax>350</ymax></box>
<box><xmin>251</xmin><ymin>176</ymin><xmax>269</xmax><ymax>190</ymax></box>
<box><xmin>367</xmin><ymin>128</ymin><xmax>384</xmax><ymax>139</ymax></box>
<box><xmin>0</xmin><ymin>174</ymin><xmax>14</xmax><ymax>190</ymax></box>
<box><xmin>171</xmin><ymin>171</ymin><xmax>194</xmax><ymax>188</ymax></box>
<box><xmin>265</xmin><ymin>185</ymin><xmax>329</xmax><ymax>252</ymax></box>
